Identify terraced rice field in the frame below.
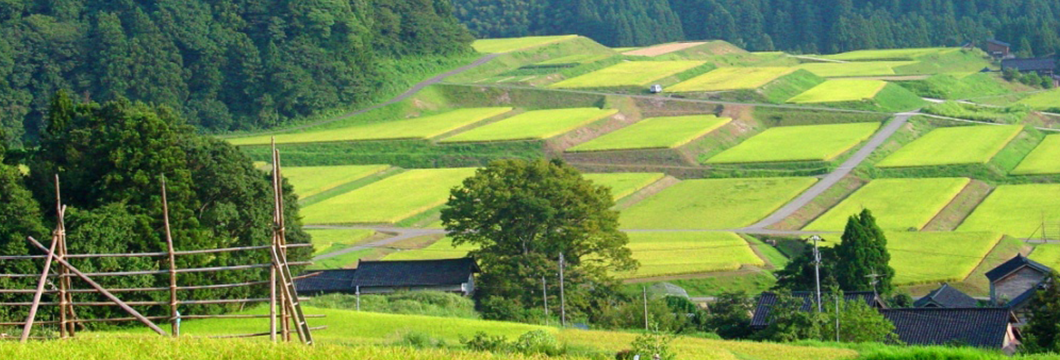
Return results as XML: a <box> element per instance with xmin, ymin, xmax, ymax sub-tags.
<box><xmin>888</xmin><ymin>231</ymin><xmax>1004</xmax><ymax>285</ymax></box>
<box><xmin>623</xmin><ymin>42</ymin><xmax>706</xmax><ymax>56</ymax></box>
<box><xmin>300</xmin><ymin>168</ymin><xmax>477</xmax><ymax>225</ymax></box>
<box><xmin>786</xmin><ymin>80</ymin><xmax>887</xmax><ymax>103</ymax></box>
<box><xmin>548</xmin><ymin>60</ymin><xmax>705</xmax><ymax>88</ymax></box>
<box><xmin>472</xmin><ymin>35</ymin><xmax>578</xmax><ymax>53</ymax></box>
<box><xmin>440</xmin><ymin>108</ymin><xmax>617</xmax><ymax>143</ymax></box>
<box><xmin>875</xmin><ymin>125</ymin><xmax>1023</xmax><ymax>168</ymax></box>
<box><xmin>957</xmin><ymin>184</ymin><xmax>1060</xmax><ymax>239</ymax></box>
<box><xmin>617</xmin><ymin>232</ymin><xmax>764</xmax><ymax>278</ymax></box>
<box><xmin>668</xmin><ymin>67</ymin><xmax>796</xmax><ymax>92</ymax></box>
<box><xmin>307</xmin><ymin>228</ymin><xmax>377</xmax><ymax>255</ymax></box>
<box><xmin>804</xmin><ymin>178</ymin><xmax>970</xmax><ymax>231</ymax></box>
<box><xmin>535</xmin><ymin>53</ymin><xmax>612</xmax><ymax>65</ymax></box>
<box><xmin>795</xmin><ymin>62</ymin><xmax>916</xmax><ymax>77</ymax></box>
<box><xmin>821</xmin><ymin>47</ymin><xmax>958</xmax><ymax>61</ymax></box>
<box><xmin>1030</xmin><ymin>243</ymin><xmax>1060</xmax><ymax>268</ymax></box>
<box><xmin>384</xmin><ymin>237</ymin><xmax>476</xmax><ymax>260</ymax></box>
<box><xmin>705</xmin><ymin>122</ymin><xmax>879</xmax><ymax>164</ymax></box>
<box><xmin>228</xmin><ymin>108</ymin><xmax>513</xmax><ymax>146</ymax></box>
<box><xmin>1012</xmin><ymin>134</ymin><xmax>1060</xmax><ymax>175</ymax></box>
<box><xmin>583</xmin><ymin>172</ymin><xmax>666</xmax><ymax>200</ymax></box>
<box><xmin>284</xmin><ymin>165</ymin><xmax>389</xmax><ymax>198</ymax></box>
<box><xmin>621</xmin><ymin>177</ymin><xmax>817</xmax><ymax>229</ymax></box>
<box><xmin>1018</xmin><ymin>89</ymin><xmax>1060</xmax><ymax>110</ymax></box>
<box><xmin>567</xmin><ymin>115</ymin><xmax>731</xmax><ymax>152</ymax></box>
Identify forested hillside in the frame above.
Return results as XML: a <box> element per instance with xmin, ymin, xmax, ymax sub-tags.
<box><xmin>0</xmin><ymin>0</ymin><xmax>473</xmax><ymax>145</ymax></box>
<box><xmin>453</xmin><ymin>0</ymin><xmax>1060</xmax><ymax>55</ymax></box>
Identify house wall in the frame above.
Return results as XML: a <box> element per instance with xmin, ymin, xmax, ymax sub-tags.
<box><xmin>988</xmin><ymin>43</ymin><xmax>1010</xmax><ymax>56</ymax></box>
<box><xmin>993</xmin><ymin>267</ymin><xmax>1046</xmax><ymax>304</ymax></box>
<box><xmin>359</xmin><ymin>284</ymin><xmax>466</xmax><ymax>295</ymax></box>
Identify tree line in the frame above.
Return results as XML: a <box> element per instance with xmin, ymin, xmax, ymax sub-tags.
<box><xmin>0</xmin><ymin>0</ymin><xmax>473</xmax><ymax>146</ymax></box>
<box><xmin>453</xmin><ymin>0</ymin><xmax>1060</xmax><ymax>55</ymax></box>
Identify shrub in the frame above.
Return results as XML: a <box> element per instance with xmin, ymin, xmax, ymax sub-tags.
<box><xmin>630</xmin><ymin>327</ymin><xmax>677</xmax><ymax>360</ymax></box>
<box><xmin>306</xmin><ymin>291</ymin><xmax>478</xmax><ymax>319</ymax></box>
<box><xmin>514</xmin><ymin>330</ymin><xmax>565</xmax><ymax>356</ymax></box>
<box><xmin>395</xmin><ymin>331</ymin><xmax>447</xmax><ymax>349</ymax></box>
<box><xmin>462</xmin><ymin>332</ymin><xmax>513</xmax><ymax>353</ymax></box>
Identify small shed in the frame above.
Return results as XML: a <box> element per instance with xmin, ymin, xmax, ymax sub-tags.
<box><xmin>295</xmin><ymin>258</ymin><xmax>481</xmax><ymax>296</ymax></box>
<box><xmin>986</xmin><ymin>39</ymin><xmax>1011</xmax><ymax>58</ymax></box>
<box><xmin>914</xmin><ymin>283</ymin><xmax>978</xmax><ymax>308</ymax></box>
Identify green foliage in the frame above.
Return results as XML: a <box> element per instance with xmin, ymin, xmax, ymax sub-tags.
<box><xmin>307</xmin><ymin>292</ymin><xmax>480</xmax><ymax>319</ymax></box>
<box><xmin>630</xmin><ymin>326</ymin><xmax>678</xmax><ymax>360</ymax></box>
<box><xmin>461</xmin><ymin>330</ymin><xmax>566</xmax><ymax>356</ymax></box>
<box><xmin>705</xmin><ymin>292</ymin><xmax>755</xmax><ymax>339</ymax></box>
<box><xmin>921</xmin><ymin>102</ymin><xmax>1031</xmax><ymax>124</ymax></box>
<box><xmin>0</xmin><ymin>162</ymin><xmax>48</xmax><ymax>321</ymax></box>
<box><xmin>897</xmin><ymin>74</ymin><xmax>1012</xmax><ymax>100</ymax></box>
<box><xmin>819</xmin><ymin>290</ymin><xmax>897</xmax><ymax>343</ymax></box>
<box><xmin>756</xmin><ymin>290</ymin><xmax>824</xmax><ymax>342</ymax></box>
<box><xmin>774</xmin><ymin>245</ymin><xmax>838</xmax><ymax>292</ymax></box>
<box><xmin>834</xmin><ymin>209</ymin><xmax>895</xmax><ymax>294</ymax></box>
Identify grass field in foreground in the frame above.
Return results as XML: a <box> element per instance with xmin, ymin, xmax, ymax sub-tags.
<box><xmin>621</xmin><ymin>177</ymin><xmax>817</xmax><ymax>229</ymax></box>
<box><xmin>888</xmin><ymin>231</ymin><xmax>1003</xmax><ymax>285</ymax></box>
<box><xmin>1012</xmin><ymin>134</ymin><xmax>1060</xmax><ymax>175</ymax></box>
<box><xmin>583</xmin><ymin>172</ymin><xmax>666</xmax><ymax>200</ymax></box>
<box><xmin>804</xmin><ymin>178</ymin><xmax>969</xmax><ymax>231</ymax></box>
<box><xmin>1018</xmin><ymin>88</ymin><xmax>1060</xmax><ymax>110</ymax></box>
<box><xmin>875</xmin><ymin>125</ymin><xmax>1023</xmax><ymax>168</ymax></box>
<box><xmin>228</xmin><ymin>108</ymin><xmax>513</xmax><ymax>146</ymax></box>
<box><xmin>548</xmin><ymin>60</ymin><xmax>705</xmax><ymax>88</ymax></box>
<box><xmin>668</xmin><ymin>67</ymin><xmax>796</xmax><ymax>92</ymax></box>
<box><xmin>284</xmin><ymin>165</ymin><xmax>389</xmax><ymax>198</ymax></box>
<box><xmin>472</xmin><ymin>35</ymin><xmax>578</xmax><ymax>53</ymax></box>
<box><xmin>821</xmin><ymin>47</ymin><xmax>957</xmax><ymax>61</ymax></box>
<box><xmin>1030</xmin><ymin>243</ymin><xmax>1060</xmax><ymax>269</ymax></box>
<box><xmin>705</xmin><ymin>122</ymin><xmax>879</xmax><ymax>164</ymax></box>
<box><xmin>567</xmin><ymin>115</ymin><xmax>731</xmax><ymax>152</ymax></box>
<box><xmin>440</xmin><ymin>108</ymin><xmax>617</xmax><ymax>143</ymax></box>
<box><xmin>619</xmin><ymin>232</ymin><xmax>764</xmax><ymax>279</ymax></box>
<box><xmin>300</xmin><ymin>168</ymin><xmax>476</xmax><ymax>225</ymax></box>
<box><xmin>786</xmin><ymin>80</ymin><xmax>887</xmax><ymax>103</ymax></box>
<box><xmin>307</xmin><ymin>229</ymin><xmax>377</xmax><ymax>255</ymax></box>
<box><xmin>957</xmin><ymin>184</ymin><xmax>1060</xmax><ymax>239</ymax></box>
<box><xmin>795</xmin><ymin>61</ymin><xmax>917</xmax><ymax>77</ymax></box>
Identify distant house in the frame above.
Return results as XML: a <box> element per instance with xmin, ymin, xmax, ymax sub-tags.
<box><xmin>986</xmin><ymin>39</ymin><xmax>1012</xmax><ymax>59</ymax></box>
<box><xmin>750</xmin><ymin>291</ymin><xmax>886</xmax><ymax>330</ymax></box>
<box><xmin>294</xmin><ymin>258</ymin><xmax>481</xmax><ymax>296</ymax></box>
<box><xmin>986</xmin><ymin>254</ymin><xmax>1052</xmax><ymax>316</ymax></box>
<box><xmin>914</xmin><ymin>283</ymin><xmax>979</xmax><ymax>308</ymax></box>
<box><xmin>1001</xmin><ymin>57</ymin><xmax>1057</xmax><ymax>78</ymax></box>
<box><xmin>883</xmin><ymin>308</ymin><xmax>1020</xmax><ymax>352</ymax></box>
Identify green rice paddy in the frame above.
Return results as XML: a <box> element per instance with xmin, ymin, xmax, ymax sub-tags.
<box><xmin>1030</xmin><ymin>243</ymin><xmax>1060</xmax><ymax>268</ymax></box>
<box><xmin>957</xmin><ymin>184</ymin><xmax>1060</xmax><ymax>239</ymax></box>
<box><xmin>1012</xmin><ymin>134</ymin><xmax>1060</xmax><ymax>175</ymax></box>
<box><xmin>804</xmin><ymin>178</ymin><xmax>970</xmax><ymax>231</ymax></box>
<box><xmin>300</xmin><ymin>168</ymin><xmax>477</xmax><ymax>225</ymax></box>
<box><xmin>472</xmin><ymin>35</ymin><xmax>579</xmax><ymax>53</ymax></box>
<box><xmin>875</xmin><ymin>125</ymin><xmax>1023</xmax><ymax>168</ymax></box>
<box><xmin>284</xmin><ymin>165</ymin><xmax>389</xmax><ymax>198</ymax></box>
<box><xmin>228</xmin><ymin>108</ymin><xmax>513</xmax><ymax>145</ymax></box>
<box><xmin>821</xmin><ymin>47</ymin><xmax>958</xmax><ymax>61</ymax></box>
<box><xmin>705</xmin><ymin>122</ymin><xmax>879</xmax><ymax>163</ymax></box>
<box><xmin>621</xmin><ymin>177</ymin><xmax>817</xmax><ymax>229</ymax></box>
<box><xmin>583</xmin><ymin>172</ymin><xmax>666</xmax><ymax>200</ymax></box>
<box><xmin>618</xmin><ymin>232</ymin><xmax>764</xmax><ymax>278</ymax></box>
<box><xmin>548</xmin><ymin>60</ymin><xmax>706</xmax><ymax>88</ymax></box>
<box><xmin>668</xmin><ymin>67</ymin><xmax>796</xmax><ymax>92</ymax></box>
<box><xmin>384</xmin><ymin>237</ymin><xmax>476</xmax><ymax>261</ymax></box>
<box><xmin>1018</xmin><ymin>89</ymin><xmax>1060</xmax><ymax>110</ymax></box>
<box><xmin>307</xmin><ymin>228</ymin><xmax>377</xmax><ymax>255</ymax></box>
<box><xmin>786</xmin><ymin>80</ymin><xmax>887</xmax><ymax>103</ymax></box>
<box><xmin>566</xmin><ymin>115</ymin><xmax>731</xmax><ymax>152</ymax></box>
<box><xmin>888</xmin><ymin>231</ymin><xmax>1003</xmax><ymax>285</ymax></box>
<box><xmin>795</xmin><ymin>62</ymin><xmax>917</xmax><ymax>77</ymax></box>
<box><xmin>440</xmin><ymin>108</ymin><xmax>618</xmax><ymax>143</ymax></box>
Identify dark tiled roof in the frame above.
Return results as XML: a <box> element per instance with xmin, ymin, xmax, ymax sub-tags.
<box><xmin>988</xmin><ymin>39</ymin><xmax>1011</xmax><ymax>47</ymax></box>
<box><xmin>914</xmin><ymin>283</ymin><xmax>978</xmax><ymax>308</ymax></box>
<box><xmin>882</xmin><ymin>308</ymin><xmax>1015</xmax><ymax>348</ymax></box>
<box><xmin>985</xmin><ymin>254</ymin><xmax>1052</xmax><ymax>282</ymax></box>
<box><xmin>294</xmin><ymin>258</ymin><xmax>480</xmax><ymax>294</ymax></box>
<box><xmin>1001</xmin><ymin>57</ymin><xmax>1057</xmax><ymax>72</ymax></box>
<box><xmin>352</xmin><ymin>258</ymin><xmax>480</xmax><ymax>287</ymax></box>
<box><xmin>751</xmin><ymin>291</ymin><xmax>882</xmax><ymax>328</ymax></box>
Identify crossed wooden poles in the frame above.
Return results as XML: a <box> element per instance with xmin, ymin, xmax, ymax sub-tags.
<box><xmin>6</xmin><ymin>142</ymin><xmax>318</xmax><ymax>343</ymax></box>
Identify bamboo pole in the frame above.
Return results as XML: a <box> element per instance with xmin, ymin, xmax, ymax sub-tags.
<box><xmin>162</xmin><ymin>177</ymin><xmax>179</xmax><ymax>337</ymax></box>
<box><xmin>55</xmin><ymin>176</ymin><xmax>72</xmax><ymax>338</ymax></box>
<box><xmin>0</xmin><ymin>297</ymin><xmax>310</xmax><ymax>306</ymax></box>
<box><xmin>209</xmin><ymin>326</ymin><xmax>327</xmax><ymax>339</ymax></box>
<box><xmin>0</xmin><ymin>243</ymin><xmax>312</xmax><ymax>261</ymax></box>
<box><xmin>25</xmin><ymin>237</ymin><xmax>167</xmax><ymax>336</ymax></box>
<box><xmin>0</xmin><ymin>272</ymin><xmax>321</xmax><ymax>294</ymax></box>
<box><xmin>269</xmin><ymin>138</ymin><xmax>278</xmax><ymax>342</ymax></box>
<box><xmin>275</xmin><ymin>147</ymin><xmax>291</xmax><ymax>342</ymax></box>
<box><xmin>19</xmin><ymin>235</ymin><xmax>59</xmax><ymax>342</ymax></box>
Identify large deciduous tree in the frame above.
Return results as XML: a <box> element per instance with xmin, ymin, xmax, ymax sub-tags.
<box><xmin>1023</xmin><ymin>271</ymin><xmax>1060</xmax><ymax>353</ymax></box>
<box><xmin>834</xmin><ymin>209</ymin><xmax>894</xmax><ymax>295</ymax></box>
<box><xmin>441</xmin><ymin>159</ymin><xmax>636</xmax><ymax>321</ymax></box>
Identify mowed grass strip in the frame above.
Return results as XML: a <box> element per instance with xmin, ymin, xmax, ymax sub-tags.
<box><xmin>795</xmin><ymin>61</ymin><xmax>917</xmax><ymax>77</ymax></box>
<box><xmin>786</xmin><ymin>80</ymin><xmax>887</xmax><ymax>103</ymax></box>
<box><xmin>876</xmin><ymin>125</ymin><xmax>1023</xmax><ymax>168</ymax></box>
<box><xmin>958</xmin><ymin>184</ymin><xmax>1060</xmax><ymax>239</ymax></box>
<box><xmin>307</xmin><ymin>228</ymin><xmax>377</xmax><ymax>255</ymax></box>
<box><xmin>440</xmin><ymin>108</ymin><xmax>618</xmax><ymax>143</ymax></box>
<box><xmin>668</xmin><ymin>67</ymin><xmax>796</xmax><ymax>92</ymax></box>
<box><xmin>705</xmin><ymin>122</ymin><xmax>880</xmax><ymax>164</ymax></box>
<box><xmin>300</xmin><ymin>168</ymin><xmax>477</xmax><ymax>225</ymax></box>
<box><xmin>1031</xmin><ymin>244</ymin><xmax>1060</xmax><ymax>269</ymax></box>
<box><xmin>1012</xmin><ymin>134</ymin><xmax>1060</xmax><ymax>175</ymax></box>
<box><xmin>549</xmin><ymin>60</ymin><xmax>706</xmax><ymax>88</ymax></box>
<box><xmin>472</xmin><ymin>35</ymin><xmax>578</xmax><ymax>53</ymax></box>
<box><xmin>618</xmin><ymin>232</ymin><xmax>764</xmax><ymax>279</ymax></box>
<box><xmin>1019</xmin><ymin>88</ymin><xmax>1060</xmax><ymax>110</ymax></box>
<box><xmin>584</xmin><ymin>172</ymin><xmax>666</xmax><ymax>200</ymax></box>
<box><xmin>567</xmin><ymin>115</ymin><xmax>731</xmax><ymax>152</ymax></box>
<box><xmin>284</xmin><ymin>165</ymin><xmax>389</xmax><ymax>198</ymax></box>
<box><xmin>384</xmin><ymin>237</ymin><xmax>476</xmax><ymax>261</ymax></box>
<box><xmin>888</xmin><ymin>231</ymin><xmax>1003</xmax><ymax>285</ymax></box>
<box><xmin>621</xmin><ymin>177</ymin><xmax>817</xmax><ymax>229</ymax></box>
<box><xmin>804</xmin><ymin>178</ymin><xmax>970</xmax><ymax>231</ymax></box>
<box><xmin>228</xmin><ymin>108</ymin><xmax>513</xmax><ymax>146</ymax></box>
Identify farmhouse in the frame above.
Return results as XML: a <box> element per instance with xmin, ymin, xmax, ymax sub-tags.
<box><xmin>914</xmin><ymin>283</ymin><xmax>978</xmax><ymax>308</ymax></box>
<box><xmin>295</xmin><ymin>258</ymin><xmax>480</xmax><ymax>296</ymax></box>
<box><xmin>986</xmin><ymin>39</ymin><xmax>1012</xmax><ymax>59</ymax></box>
<box><xmin>749</xmin><ymin>291</ymin><xmax>886</xmax><ymax>330</ymax></box>
<box><xmin>1001</xmin><ymin>57</ymin><xmax>1057</xmax><ymax>78</ymax></box>
<box><xmin>987</xmin><ymin>254</ymin><xmax>1052</xmax><ymax>317</ymax></box>
<box><xmin>882</xmin><ymin>308</ymin><xmax>1021</xmax><ymax>351</ymax></box>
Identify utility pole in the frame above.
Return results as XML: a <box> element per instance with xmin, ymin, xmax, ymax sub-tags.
<box><xmin>810</xmin><ymin>235</ymin><xmax>823</xmax><ymax>312</ymax></box>
<box><xmin>558</xmin><ymin>252</ymin><xmax>566</xmax><ymax>328</ymax></box>
<box><xmin>642</xmin><ymin>285</ymin><xmax>649</xmax><ymax>331</ymax></box>
<box><xmin>866</xmin><ymin>269</ymin><xmax>882</xmax><ymax>298</ymax></box>
<box><xmin>542</xmin><ymin>276</ymin><xmax>549</xmax><ymax>326</ymax></box>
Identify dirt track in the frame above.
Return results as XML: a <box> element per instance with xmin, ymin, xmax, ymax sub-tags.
<box><xmin>624</xmin><ymin>42</ymin><xmax>706</xmax><ymax>56</ymax></box>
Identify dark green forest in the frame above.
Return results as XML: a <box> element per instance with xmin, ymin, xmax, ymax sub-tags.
<box><xmin>453</xmin><ymin>0</ymin><xmax>1060</xmax><ymax>55</ymax></box>
<box><xmin>0</xmin><ymin>0</ymin><xmax>473</xmax><ymax>145</ymax></box>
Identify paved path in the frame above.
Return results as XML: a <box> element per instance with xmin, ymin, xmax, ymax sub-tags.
<box><xmin>743</xmin><ymin>113</ymin><xmax>913</xmax><ymax>230</ymax></box>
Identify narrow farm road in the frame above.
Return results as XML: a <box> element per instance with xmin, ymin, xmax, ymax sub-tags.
<box><xmin>742</xmin><ymin>113</ymin><xmax>913</xmax><ymax>230</ymax></box>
